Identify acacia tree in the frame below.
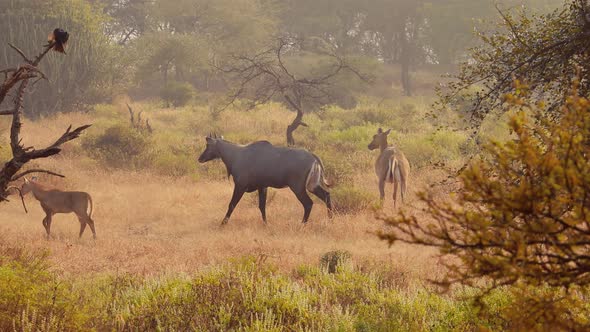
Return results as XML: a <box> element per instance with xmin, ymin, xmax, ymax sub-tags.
<box><xmin>0</xmin><ymin>40</ymin><xmax>91</xmax><ymax>203</ymax></box>
<box><xmin>379</xmin><ymin>80</ymin><xmax>590</xmax><ymax>329</ymax></box>
<box><xmin>441</xmin><ymin>0</ymin><xmax>590</xmax><ymax>126</ymax></box>
<box><xmin>219</xmin><ymin>37</ymin><xmax>369</xmax><ymax>146</ymax></box>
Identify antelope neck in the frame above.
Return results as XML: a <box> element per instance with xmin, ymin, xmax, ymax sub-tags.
<box><xmin>379</xmin><ymin>139</ymin><xmax>388</xmax><ymax>152</ymax></box>
<box><xmin>31</xmin><ymin>183</ymin><xmax>50</xmax><ymax>201</ymax></box>
<box><xmin>217</xmin><ymin>140</ymin><xmax>240</xmax><ymax>163</ymax></box>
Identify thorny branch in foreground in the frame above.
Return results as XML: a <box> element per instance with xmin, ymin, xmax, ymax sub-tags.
<box><xmin>0</xmin><ymin>37</ymin><xmax>91</xmax><ymax>204</ymax></box>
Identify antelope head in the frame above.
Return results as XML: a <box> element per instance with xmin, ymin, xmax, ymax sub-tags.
<box><xmin>198</xmin><ymin>133</ymin><xmax>224</xmax><ymax>163</ymax></box>
<box><xmin>368</xmin><ymin>128</ymin><xmax>391</xmax><ymax>151</ymax></box>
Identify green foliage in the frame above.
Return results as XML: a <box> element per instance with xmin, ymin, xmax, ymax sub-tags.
<box><xmin>320</xmin><ymin>250</ymin><xmax>352</xmax><ymax>273</ymax></box>
<box><xmin>82</xmin><ymin>124</ymin><xmax>152</xmax><ymax>169</ymax></box>
<box><xmin>331</xmin><ymin>185</ymin><xmax>376</xmax><ymax>215</ymax></box>
<box><xmin>399</xmin><ymin>129</ymin><xmax>469</xmax><ymax>168</ymax></box>
<box><xmin>442</xmin><ymin>0</ymin><xmax>590</xmax><ymax>126</ymax></box>
<box><xmin>0</xmin><ymin>244</ymin><xmax>86</xmax><ymax>331</ymax></box>
<box><xmin>160</xmin><ymin>82</ymin><xmax>195</xmax><ymax>108</ymax></box>
<box><xmin>379</xmin><ymin>82</ymin><xmax>590</xmax><ymax>329</ymax></box>
<box><xmin>0</xmin><ymin>0</ymin><xmax>114</xmax><ymax>117</ymax></box>
<box><xmin>151</xmin><ymin>147</ymin><xmax>198</xmax><ymax>177</ymax></box>
<box><xmin>0</xmin><ymin>241</ymin><xmax>512</xmax><ymax>331</ymax></box>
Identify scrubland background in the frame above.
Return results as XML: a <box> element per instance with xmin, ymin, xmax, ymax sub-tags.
<box><xmin>0</xmin><ymin>0</ymin><xmax>560</xmax><ymax>330</ymax></box>
<box><xmin>0</xmin><ymin>89</ymin><xmax>513</xmax><ymax>331</ymax></box>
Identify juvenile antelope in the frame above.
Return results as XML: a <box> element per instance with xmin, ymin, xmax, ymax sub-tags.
<box><xmin>368</xmin><ymin>128</ymin><xmax>410</xmax><ymax>207</ymax></box>
<box><xmin>21</xmin><ymin>177</ymin><xmax>96</xmax><ymax>239</ymax></box>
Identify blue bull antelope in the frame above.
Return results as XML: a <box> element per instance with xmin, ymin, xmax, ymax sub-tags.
<box><xmin>198</xmin><ymin>134</ymin><xmax>333</xmax><ymax>225</ymax></box>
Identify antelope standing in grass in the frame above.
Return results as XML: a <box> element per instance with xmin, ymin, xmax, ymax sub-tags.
<box><xmin>368</xmin><ymin>128</ymin><xmax>410</xmax><ymax>207</ymax></box>
<box><xmin>21</xmin><ymin>177</ymin><xmax>96</xmax><ymax>239</ymax></box>
<box><xmin>198</xmin><ymin>134</ymin><xmax>332</xmax><ymax>225</ymax></box>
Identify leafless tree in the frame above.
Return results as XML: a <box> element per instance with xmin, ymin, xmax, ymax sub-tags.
<box><xmin>127</xmin><ymin>103</ymin><xmax>153</xmax><ymax>133</ymax></box>
<box><xmin>0</xmin><ymin>39</ymin><xmax>91</xmax><ymax>203</ymax></box>
<box><xmin>218</xmin><ymin>37</ymin><xmax>370</xmax><ymax>146</ymax></box>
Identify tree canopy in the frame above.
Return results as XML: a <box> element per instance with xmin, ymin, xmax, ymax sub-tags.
<box><xmin>440</xmin><ymin>0</ymin><xmax>590</xmax><ymax>126</ymax></box>
<box><xmin>380</xmin><ymin>79</ymin><xmax>590</xmax><ymax>330</ymax></box>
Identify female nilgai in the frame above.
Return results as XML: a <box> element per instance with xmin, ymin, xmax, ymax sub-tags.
<box><xmin>368</xmin><ymin>128</ymin><xmax>410</xmax><ymax>207</ymax></box>
<box><xmin>198</xmin><ymin>134</ymin><xmax>332</xmax><ymax>224</ymax></box>
<box><xmin>21</xmin><ymin>177</ymin><xmax>96</xmax><ymax>239</ymax></box>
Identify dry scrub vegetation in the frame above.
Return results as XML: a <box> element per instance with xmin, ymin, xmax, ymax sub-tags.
<box><xmin>0</xmin><ymin>99</ymin><xmax>454</xmax><ymax>277</ymax></box>
<box><xmin>0</xmin><ymin>98</ymin><xmax>508</xmax><ymax>330</ymax></box>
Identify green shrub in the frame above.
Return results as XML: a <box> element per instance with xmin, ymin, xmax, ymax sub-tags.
<box><xmin>160</xmin><ymin>81</ymin><xmax>194</xmax><ymax>107</ymax></box>
<box><xmin>0</xmin><ymin>241</ymin><xmax>514</xmax><ymax>331</ymax></box>
<box><xmin>152</xmin><ymin>147</ymin><xmax>197</xmax><ymax>177</ymax></box>
<box><xmin>82</xmin><ymin>124</ymin><xmax>152</xmax><ymax>169</ymax></box>
<box><xmin>0</xmin><ymin>244</ymin><xmax>87</xmax><ymax>331</ymax></box>
<box><xmin>331</xmin><ymin>185</ymin><xmax>376</xmax><ymax>214</ymax></box>
<box><xmin>320</xmin><ymin>250</ymin><xmax>352</xmax><ymax>273</ymax></box>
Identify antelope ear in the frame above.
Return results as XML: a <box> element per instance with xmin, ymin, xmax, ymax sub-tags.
<box><xmin>377</xmin><ymin>127</ymin><xmax>383</xmax><ymax>134</ymax></box>
<box><xmin>24</xmin><ymin>177</ymin><xmax>29</xmax><ymax>184</ymax></box>
<box><xmin>31</xmin><ymin>176</ymin><xmax>38</xmax><ymax>181</ymax></box>
<box><xmin>384</xmin><ymin>129</ymin><xmax>392</xmax><ymax>135</ymax></box>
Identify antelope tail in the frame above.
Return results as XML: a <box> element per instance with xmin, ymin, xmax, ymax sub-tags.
<box><xmin>307</xmin><ymin>155</ymin><xmax>331</xmax><ymax>191</ymax></box>
<box><xmin>386</xmin><ymin>156</ymin><xmax>400</xmax><ymax>184</ymax></box>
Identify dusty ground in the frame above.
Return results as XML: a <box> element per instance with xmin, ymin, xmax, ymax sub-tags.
<box><xmin>0</xmin><ymin>164</ymin><xmax>442</xmax><ymax>279</ymax></box>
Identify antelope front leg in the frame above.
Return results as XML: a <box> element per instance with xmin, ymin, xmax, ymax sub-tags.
<box><xmin>258</xmin><ymin>188</ymin><xmax>268</xmax><ymax>224</ymax></box>
<box><xmin>42</xmin><ymin>214</ymin><xmax>52</xmax><ymax>239</ymax></box>
<box><xmin>222</xmin><ymin>186</ymin><xmax>245</xmax><ymax>225</ymax></box>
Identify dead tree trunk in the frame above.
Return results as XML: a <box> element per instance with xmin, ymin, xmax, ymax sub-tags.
<box><xmin>218</xmin><ymin>37</ymin><xmax>370</xmax><ymax>147</ymax></box>
<box><xmin>0</xmin><ymin>39</ymin><xmax>91</xmax><ymax>203</ymax></box>
<box><xmin>284</xmin><ymin>95</ymin><xmax>308</xmax><ymax>146</ymax></box>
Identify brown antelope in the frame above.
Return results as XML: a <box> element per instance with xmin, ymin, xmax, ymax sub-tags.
<box><xmin>368</xmin><ymin>128</ymin><xmax>410</xmax><ymax>207</ymax></box>
<box><xmin>21</xmin><ymin>177</ymin><xmax>96</xmax><ymax>239</ymax></box>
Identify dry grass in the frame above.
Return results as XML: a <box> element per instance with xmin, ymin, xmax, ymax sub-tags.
<box><xmin>0</xmin><ymin>111</ymin><xmax>444</xmax><ymax>282</ymax></box>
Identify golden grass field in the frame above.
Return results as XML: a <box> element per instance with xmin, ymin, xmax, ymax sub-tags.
<box><xmin>0</xmin><ymin>110</ymin><xmax>446</xmax><ymax>281</ymax></box>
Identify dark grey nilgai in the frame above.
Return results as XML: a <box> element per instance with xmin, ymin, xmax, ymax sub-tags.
<box><xmin>198</xmin><ymin>134</ymin><xmax>333</xmax><ymax>225</ymax></box>
<box><xmin>368</xmin><ymin>128</ymin><xmax>410</xmax><ymax>207</ymax></box>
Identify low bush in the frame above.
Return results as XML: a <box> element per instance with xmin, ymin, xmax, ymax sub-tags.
<box><xmin>331</xmin><ymin>185</ymin><xmax>377</xmax><ymax>214</ymax></box>
<box><xmin>82</xmin><ymin>124</ymin><xmax>152</xmax><ymax>169</ymax></box>
<box><xmin>0</xmin><ymin>238</ymin><xmax>521</xmax><ymax>331</ymax></box>
<box><xmin>320</xmin><ymin>250</ymin><xmax>352</xmax><ymax>273</ymax></box>
<box><xmin>152</xmin><ymin>147</ymin><xmax>197</xmax><ymax>177</ymax></box>
<box><xmin>0</xmin><ymin>244</ymin><xmax>86</xmax><ymax>331</ymax></box>
<box><xmin>160</xmin><ymin>82</ymin><xmax>195</xmax><ymax>108</ymax></box>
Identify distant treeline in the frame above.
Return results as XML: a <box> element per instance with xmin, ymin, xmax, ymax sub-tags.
<box><xmin>0</xmin><ymin>0</ymin><xmax>557</xmax><ymax>117</ymax></box>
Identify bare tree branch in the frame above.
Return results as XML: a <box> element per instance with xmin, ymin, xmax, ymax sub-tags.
<box><xmin>218</xmin><ymin>37</ymin><xmax>371</xmax><ymax>146</ymax></box>
<box><xmin>11</xmin><ymin>169</ymin><xmax>65</xmax><ymax>181</ymax></box>
<box><xmin>8</xmin><ymin>43</ymin><xmax>32</xmax><ymax>64</ymax></box>
<box><xmin>0</xmin><ymin>35</ymin><xmax>92</xmax><ymax>203</ymax></box>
